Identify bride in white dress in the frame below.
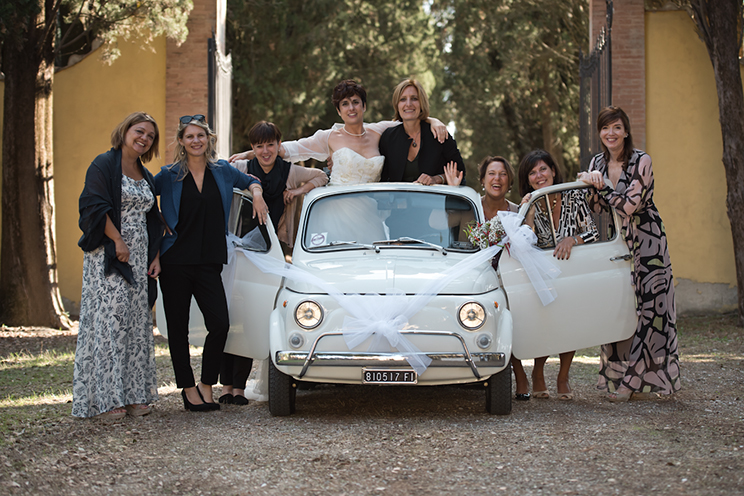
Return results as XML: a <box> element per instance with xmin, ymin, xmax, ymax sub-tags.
<box><xmin>229</xmin><ymin>79</ymin><xmax>447</xmax><ymax>185</ymax></box>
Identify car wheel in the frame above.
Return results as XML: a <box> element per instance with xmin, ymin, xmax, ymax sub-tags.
<box><xmin>485</xmin><ymin>367</ymin><xmax>512</xmax><ymax>415</ymax></box>
<box><xmin>269</xmin><ymin>359</ymin><xmax>296</xmax><ymax>416</ymax></box>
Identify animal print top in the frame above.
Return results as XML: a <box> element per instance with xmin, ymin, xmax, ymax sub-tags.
<box><xmin>533</xmin><ymin>188</ymin><xmax>599</xmax><ymax>249</ymax></box>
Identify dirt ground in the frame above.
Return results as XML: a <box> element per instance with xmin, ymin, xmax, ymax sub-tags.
<box><xmin>1</xmin><ymin>314</ymin><xmax>743</xmax><ymax>495</ymax></box>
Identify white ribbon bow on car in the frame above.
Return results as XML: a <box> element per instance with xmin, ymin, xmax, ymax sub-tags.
<box><xmin>225</xmin><ymin>211</ymin><xmax>559</xmax><ymax>375</ymax></box>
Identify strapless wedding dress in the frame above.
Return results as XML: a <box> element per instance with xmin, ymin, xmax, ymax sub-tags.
<box><xmin>329</xmin><ymin>148</ymin><xmax>384</xmax><ymax>185</ymax></box>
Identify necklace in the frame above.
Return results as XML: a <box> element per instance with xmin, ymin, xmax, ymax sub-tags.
<box><xmin>341</xmin><ymin>126</ymin><xmax>366</xmax><ymax>137</ymax></box>
<box><xmin>410</xmin><ymin>129</ymin><xmax>421</xmax><ymax>148</ymax></box>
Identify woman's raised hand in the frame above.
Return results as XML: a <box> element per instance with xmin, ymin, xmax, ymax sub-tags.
<box><xmin>444</xmin><ymin>161</ymin><xmax>463</xmax><ymax>186</ymax></box>
<box><xmin>519</xmin><ymin>192</ymin><xmax>532</xmax><ymax>207</ymax></box>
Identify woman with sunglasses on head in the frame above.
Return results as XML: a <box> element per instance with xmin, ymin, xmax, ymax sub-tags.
<box><xmin>155</xmin><ymin>114</ymin><xmax>268</xmax><ymax>412</ymax></box>
<box><xmin>75</xmin><ymin>112</ymin><xmax>163</xmax><ymax>420</ymax></box>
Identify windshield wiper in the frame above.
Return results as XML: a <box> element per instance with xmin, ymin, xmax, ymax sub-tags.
<box><xmin>373</xmin><ymin>237</ymin><xmax>447</xmax><ymax>255</ymax></box>
<box><xmin>315</xmin><ymin>240</ymin><xmax>380</xmax><ymax>252</ymax></box>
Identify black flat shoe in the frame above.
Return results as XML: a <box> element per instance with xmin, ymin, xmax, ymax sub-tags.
<box><xmin>219</xmin><ymin>393</ymin><xmax>234</xmax><ymax>404</ymax></box>
<box><xmin>182</xmin><ymin>389</ymin><xmax>216</xmax><ymax>412</ymax></box>
<box><xmin>196</xmin><ymin>385</ymin><xmax>220</xmax><ymax>410</ymax></box>
<box><xmin>515</xmin><ymin>393</ymin><xmax>531</xmax><ymax>401</ymax></box>
<box><xmin>232</xmin><ymin>395</ymin><xmax>249</xmax><ymax>406</ymax></box>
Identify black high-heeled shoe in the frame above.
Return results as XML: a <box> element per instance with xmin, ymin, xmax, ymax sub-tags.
<box><xmin>182</xmin><ymin>389</ymin><xmax>217</xmax><ymax>412</ymax></box>
<box><xmin>195</xmin><ymin>384</ymin><xmax>220</xmax><ymax>411</ymax></box>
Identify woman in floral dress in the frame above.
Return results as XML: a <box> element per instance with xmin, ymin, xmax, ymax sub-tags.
<box><xmin>75</xmin><ymin>112</ymin><xmax>163</xmax><ymax>420</ymax></box>
<box><xmin>579</xmin><ymin>106</ymin><xmax>681</xmax><ymax>401</ymax></box>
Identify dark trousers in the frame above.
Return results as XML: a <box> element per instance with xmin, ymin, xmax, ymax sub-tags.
<box><xmin>159</xmin><ymin>263</ymin><xmax>229</xmax><ymax>388</ymax></box>
<box><xmin>220</xmin><ymin>353</ymin><xmax>254</xmax><ymax>390</ymax></box>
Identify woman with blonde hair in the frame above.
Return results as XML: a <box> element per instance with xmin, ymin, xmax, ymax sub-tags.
<box><xmin>379</xmin><ymin>78</ymin><xmax>465</xmax><ymax>185</ymax></box>
<box><xmin>75</xmin><ymin>112</ymin><xmax>163</xmax><ymax>420</ymax></box>
<box><xmin>155</xmin><ymin>114</ymin><xmax>267</xmax><ymax>412</ymax></box>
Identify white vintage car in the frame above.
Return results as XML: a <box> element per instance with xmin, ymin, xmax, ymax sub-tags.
<box><xmin>157</xmin><ymin>182</ymin><xmax>637</xmax><ymax>416</ymax></box>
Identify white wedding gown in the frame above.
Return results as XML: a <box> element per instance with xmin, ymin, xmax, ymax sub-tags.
<box><xmin>328</xmin><ymin>147</ymin><xmax>384</xmax><ymax>185</ymax></box>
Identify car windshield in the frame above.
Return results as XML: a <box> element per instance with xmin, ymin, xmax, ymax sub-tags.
<box><xmin>303</xmin><ymin>190</ymin><xmax>479</xmax><ymax>252</ymax></box>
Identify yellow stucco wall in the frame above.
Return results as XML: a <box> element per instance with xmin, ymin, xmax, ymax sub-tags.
<box><xmin>646</xmin><ymin>11</ymin><xmax>738</xmax><ymax>293</ymax></box>
<box><xmin>53</xmin><ymin>37</ymin><xmax>167</xmax><ymax>308</ymax></box>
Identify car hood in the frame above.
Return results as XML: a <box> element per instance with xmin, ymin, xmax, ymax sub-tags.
<box><xmin>286</xmin><ymin>251</ymin><xmax>499</xmax><ymax>295</ymax></box>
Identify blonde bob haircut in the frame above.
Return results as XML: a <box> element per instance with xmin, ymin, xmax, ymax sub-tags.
<box><xmin>110</xmin><ymin>112</ymin><xmax>160</xmax><ymax>163</ymax></box>
<box><xmin>391</xmin><ymin>79</ymin><xmax>430</xmax><ymax>122</ymax></box>
<box><xmin>170</xmin><ymin>117</ymin><xmax>218</xmax><ymax>180</ymax></box>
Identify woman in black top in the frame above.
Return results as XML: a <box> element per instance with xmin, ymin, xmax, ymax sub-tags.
<box><xmin>155</xmin><ymin>115</ymin><xmax>267</xmax><ymax>411</ymax></box>
<box><xmin>379</xmin><ymin>79</ymin><xmax>466</xmax><ymax>185</ymax></box>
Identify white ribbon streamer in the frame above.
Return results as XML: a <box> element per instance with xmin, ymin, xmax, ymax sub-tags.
<box><xmin>222</xmin><ymin>212</ymin><xmax>559</xmax><ymax>375</ymax></box>
<box><xmin>497</xmin><ymin>210</ymin><xmax>561</xmax><ymax>305</ymax></box>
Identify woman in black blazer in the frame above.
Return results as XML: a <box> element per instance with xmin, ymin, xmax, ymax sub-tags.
<box><xmin>379</xmin><ymin>79</ymin><xmax>466</xmax><ymax>185</ymax></box>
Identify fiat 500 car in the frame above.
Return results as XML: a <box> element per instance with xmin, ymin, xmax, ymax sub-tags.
<box><xmin>157</xmin><ymin>181</ymin><xmax>637</xmax><ymax>416</ymax></box>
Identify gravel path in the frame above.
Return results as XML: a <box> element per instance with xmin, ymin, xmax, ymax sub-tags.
<box><xmin>1</xmin><ymin>316</ymin><xmax>743</xmax><ymax>495</ymax></box>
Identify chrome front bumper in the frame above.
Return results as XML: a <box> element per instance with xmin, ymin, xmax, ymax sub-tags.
<box><xmin>276</xmin><ymin>330</ymin><xmax>506</xmax><ymax>380</ymax></box>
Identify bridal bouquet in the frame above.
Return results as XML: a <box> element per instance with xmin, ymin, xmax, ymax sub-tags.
<box><xmin>464</xmin><ymin>217</ymin><xmax>507</xmax><ymax>250</ymax></box>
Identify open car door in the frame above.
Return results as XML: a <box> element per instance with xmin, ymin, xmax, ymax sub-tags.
<box><xmin>498</xmin><ymin>182</ymin><xmax>637</xmax><ymax>360</ymax></box>
<box><xmin>156</xmin><ymin>188</ymin><xmax>284</xmax><ymax>359</ymax></box>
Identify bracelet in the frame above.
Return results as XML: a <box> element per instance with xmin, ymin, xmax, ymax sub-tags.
<box><xmin>438</xmin><ymin>174</ymin><xmax>445</xmax><ymax>184</ymax></box>
<box><xmin>572</xmin><ymin>235</ymin><xmax>579</xmax><ymax>245</ymax></box>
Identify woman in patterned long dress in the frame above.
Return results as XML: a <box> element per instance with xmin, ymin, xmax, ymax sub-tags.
<box><xmin>515</xmin><ymin>149</ymin><xmax>599</xmax><ymax>401</ymax></box>
<box><xmin>579</xmin><ymin>106</ymin><xmax>680</xmax><ymax>402</ymax></box>
<box><xmin>75</xmin><ymin>112</ymin><xmax>164</xmax><ymax>420</ymax></box>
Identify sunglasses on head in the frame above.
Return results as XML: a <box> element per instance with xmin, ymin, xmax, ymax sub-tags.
<box><xmin>179</xmin><ymin>114</ymin><xmax>206</xmax><ymax>125</ymax></box>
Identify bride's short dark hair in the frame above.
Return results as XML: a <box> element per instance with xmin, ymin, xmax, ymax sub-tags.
<box><xmin>332</xmin><ymin>79</ymin><xmax>367</xmax><ymax>110</ymax></box>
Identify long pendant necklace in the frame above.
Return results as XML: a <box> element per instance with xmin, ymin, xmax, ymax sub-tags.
<box><xmin>342</xmin><ymin>126</ymin><xmax>366</xmax><ymax>137</ymax></box>
<box><xmin>410</xmin><ymin>129</ymin><xmax>421</xmax><ymax>148</ymax></box>
<box><xmin>550</xmin><ymin>194</ymin><xmax>560</xmax><ymax>229</ymax></box>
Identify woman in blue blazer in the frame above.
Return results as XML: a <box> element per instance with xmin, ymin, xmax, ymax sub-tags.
<box><xmin>155</xmin><ymin>114</ymin><xmax>267</xmax><ymax>412</ymax></box>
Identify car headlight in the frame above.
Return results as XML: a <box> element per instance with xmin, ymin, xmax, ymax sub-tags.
<box><xmin>458</xmin><ymin>302</ymin><xmax>486</xmax><ymax>330</ymax></box>
<box><xmin>294</xmin><ymin>300</ymin><xmax>323</xmax><ymax>329</ymax></box>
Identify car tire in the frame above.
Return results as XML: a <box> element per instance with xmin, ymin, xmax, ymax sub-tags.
<box><xmin>485</xmin><ymin>367</ymin><xmax>512</xmax><ymax>415</ymax></box>
<box><xmin>269</xmin><ymin>359</ymin><xmax>296</xmax><ymax>416</ymax></box>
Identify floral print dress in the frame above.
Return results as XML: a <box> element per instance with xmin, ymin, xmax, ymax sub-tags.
<box><xmin>73</xmin><ymin>175</ymin><xmax>158</xmax><ymax>417</ymax></box>
<box><xmin>588</xmin><ymin>150</ymin><xmax>681</xmax><ymax>395</ymax></box>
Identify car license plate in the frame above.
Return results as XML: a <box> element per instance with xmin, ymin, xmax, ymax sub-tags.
<box><xmin>362</xmin><ymin>368</ymin><xmax>417</xmax><ymax>385</ymax></box>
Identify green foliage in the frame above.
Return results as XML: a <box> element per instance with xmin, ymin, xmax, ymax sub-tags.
<box><xmin>0</xmin><ymin>0</ymin><xmax>192</xmax><ymax>66</ymax></box>
<box><xmin>59</xmin><ymin>0</ymin><xmax>193</xmax><ymax>63</ymax></box>
<box><xmin>431</xmin><ymin>0</ymin><xmax>587</xmax><ymax>195</ymax></box>
<box><xmin>227</xmin><ymin>0</ymin><xmax>443</xmax><ymax>154</ymax></box>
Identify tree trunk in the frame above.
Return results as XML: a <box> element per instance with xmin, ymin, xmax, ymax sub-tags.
<box><xmin>690</xmin><ymin>0</ymin><xmax>744</xmax><ymax>326</ymax></box>
<box><xmin>0</xmin><ymin>2</ymin><xmax>72</xmax><ymax>328</ymax></box>
<box><xmin>690</xmin><ymin>0</ymin><xmax>744</xmax><ymax>327</ymax></box>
